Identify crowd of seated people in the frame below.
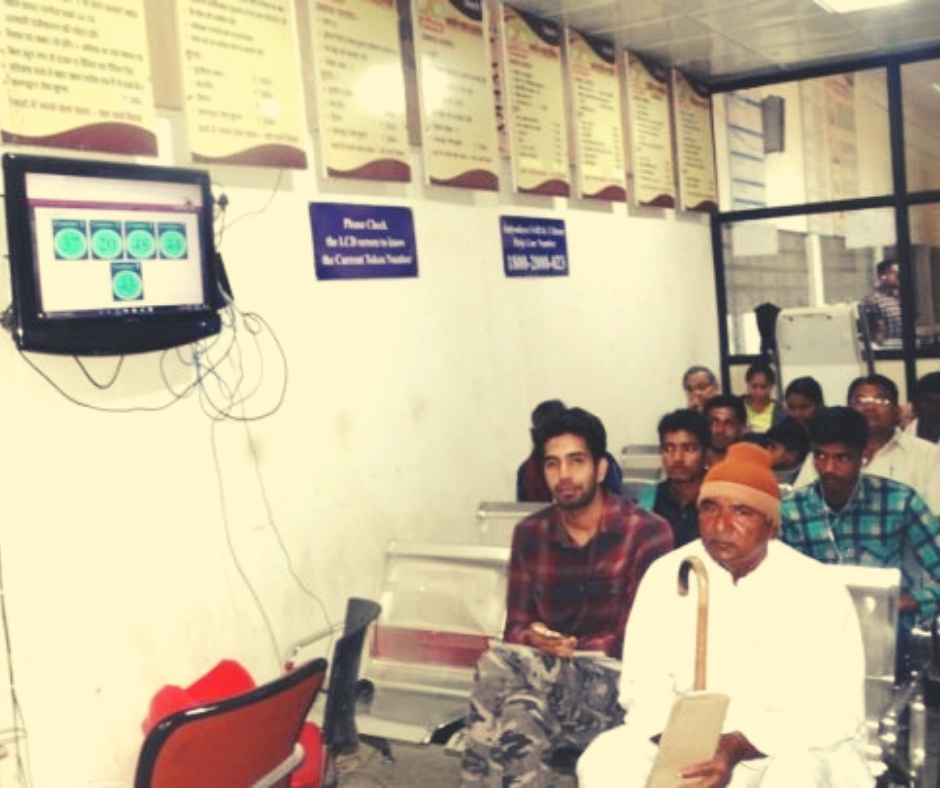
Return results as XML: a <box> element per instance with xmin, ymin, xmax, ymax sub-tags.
<box><xmin>487</xmin><ymin>364</ymin><xmax>940</xmax><ymax>787</ymax></box>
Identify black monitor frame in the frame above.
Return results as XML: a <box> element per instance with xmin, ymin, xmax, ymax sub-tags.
<box><xmin>2</xmin><ymin>153</ymin><xmax>225</xmax><ymax>356</ymax></box>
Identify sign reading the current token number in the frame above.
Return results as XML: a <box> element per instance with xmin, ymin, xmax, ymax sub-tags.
<box><xmin>310</xmin><ymin>203</ymin><xmax>418</xmax><ymax>280</ymax></box>
<box><xmin>567</xmin><ymin>29</ymin><xmax>626</xmax><ymax>201</ymax></box>
<box><xmin>310</xmin><ymin>0</ymin><xmax>411</xmax><ymax>182</ymax></box>
<box><xmin>413</xmin><ymin>0</ymin><xmax>499</xmax><ymax>190</ymax></box>
<box><xmin>0</xmin><ymin>0</ymin><xmax>157</xmax><ymax>155</ymax></box>
<box><xmin>501</xmin><ymin>5</ymin><xmax>569</xmax><ymax>196</ymax></box>
<box><xmin>177</xmin><ymin>0</ymin><xmax>307</xmax><ymax>167</ymax></box>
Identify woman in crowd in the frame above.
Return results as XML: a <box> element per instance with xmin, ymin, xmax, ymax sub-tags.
<box><xmin>742</xmin><ymin>359</ymin><xmax>783</xmax><ymax>433</ymax></box>
<box><xmin>783</xmin><ymin>376</ymin><xmax>826</xmax><ymax>437</ymax></box>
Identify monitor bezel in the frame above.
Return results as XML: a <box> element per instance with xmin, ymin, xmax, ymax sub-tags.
<box><xmin>2</xmin><ymin>153</ymin><xmax>225</xmax><ymax>356</ymax></box>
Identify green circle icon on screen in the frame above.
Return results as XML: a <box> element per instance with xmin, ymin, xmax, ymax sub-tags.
<box><xmin>127</xmin><ymin>228</ymin><xmax>156</xmax><ymax>259</ymax></box>
<box><xmin>159</xmin><ymin>229</ymin><xmax>188</xmax><ymax>259</ymax></box>
<box><xmin>91</xmin><ymin>228</ymin><xmax>122</xmax><ymax>259</ymax></box>
<box><xmin>113</xmin><ymin>270</ymin><xmax>143</xmax><ymax>301</ymax></box>
<box><xmin>54</xmin><ymin>227</ymin><xmax>88</xmax><ymax>260</ymax></box>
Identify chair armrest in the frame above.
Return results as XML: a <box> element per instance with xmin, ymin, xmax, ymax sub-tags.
<box><xmin>284</xmin><ymin>624</ymin><xmax>344</xmax><ymax>671</ymax></box>
<box><xmin>249</xmin><ymin>742</ymin><xmax>304</xmax><ymax>788</ymax></box>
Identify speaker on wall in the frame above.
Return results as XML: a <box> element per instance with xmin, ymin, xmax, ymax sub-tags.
<box><xmin>762</xmin><ymin>95</ymin><xmax>785</xmax><ymax>154</ymax></box>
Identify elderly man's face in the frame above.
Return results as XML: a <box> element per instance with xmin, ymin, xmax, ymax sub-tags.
<box><xmin>698</xmin><ymin>495</ymin><xmax>774</xmax><ymax>581</ymax></box>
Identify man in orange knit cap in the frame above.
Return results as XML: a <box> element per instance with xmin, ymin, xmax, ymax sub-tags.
<box><xmin>579</xmin><ymin>443</ymin><xmax>872</xmax><ymax>787</ymax></box>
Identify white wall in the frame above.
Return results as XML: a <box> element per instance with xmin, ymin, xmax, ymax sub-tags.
<box><xmin>0</xmin><ymin>107</ymin><xmax>718</xmax><ymax>786</ymax></box>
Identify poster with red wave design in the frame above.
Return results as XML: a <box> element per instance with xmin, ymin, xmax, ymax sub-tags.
<box><xmin>0</xmin><ymin>0</ymin><xmax>157</xmax><ymax>156</ymax></box>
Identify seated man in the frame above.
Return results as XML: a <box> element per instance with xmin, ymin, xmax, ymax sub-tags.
<box><xmin>578</xmin><ymin>443</ymin><xmax>872</xmax><ymax>787</ymax></box>
<box><xmin>793</xmin><ymin>374</ymin><xmax>940</xmax><ymax>515</ymax></box>
<box><xmin>461</xmin><ymin>407</ymin><xmax>673</xmax><ymax>788</ymax></box>
<box><xmin>781</xmin><ymin>406</ymin><xmax>940</xmax><ymax>676</ymax></box>
<box><xmin>703</xmin><ymin>394</ymin><xmax>747</xmax><ymax>466</ymax></box>
<box><xmin>906</xmin><ymin>371</ymin><xmax>940</xmax><ymax>444</ymax></box>
<box><xmin>517</xmin><ymin>399</ymin><xmax>622</xmax><ymax>501</ymax></box>
<box><xmin>638</xmin><ymin>409</ymin><xmax>709</xmax><ymax>547</ymax></box>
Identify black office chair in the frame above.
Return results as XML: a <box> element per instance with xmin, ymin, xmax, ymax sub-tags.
<box><xmin>135</xmin><ymin>657</ymin><xmax>328</xmax><ymax>788</ymax></box>
<box><xmin>318</xmin><ymin>598</ymin><xmax>383</xmax><ymax>787</ymax></box>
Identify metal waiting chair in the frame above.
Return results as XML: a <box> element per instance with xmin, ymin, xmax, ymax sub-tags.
<box><xmin>134</xmin><ymin>657</ymin><xmax>328</xmax><ymax>788</ymax></box>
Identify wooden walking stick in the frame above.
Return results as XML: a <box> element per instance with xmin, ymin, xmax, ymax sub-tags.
<box><xmin>678</xmin><ymin>556</ymin><xmax>709</xmax><ymax>691</ymax></box>
<box><xmin>645</xmin><ymin>556</ymin><xmax>730</xmax><ymax>788</ymax></box>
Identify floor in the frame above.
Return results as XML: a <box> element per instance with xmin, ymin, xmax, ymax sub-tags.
<box><xmin>339</xmin><ymin>740</ymin><xmax>577</xmax><ymax>787</ymax></box>
<box><xmin>336</xmin><ymin>713</ymin><xmax>940</xmax><ymax>788</ymax></box>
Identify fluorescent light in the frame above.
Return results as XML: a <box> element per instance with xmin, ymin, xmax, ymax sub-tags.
<box><xmin>814</xmin><ymin>0</ymin><xmax>907</xmax><ymax>11</ymax></box>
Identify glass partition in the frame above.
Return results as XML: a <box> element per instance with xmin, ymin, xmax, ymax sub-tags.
<box><xmin>714</xmin><ymin>69</ymin><xmax>891</xmax><ymax>212</ymax></box>
<box><xmin>902</xmin><ymin>59</ymin><xmax>940</xmax><ymax>193</ymax></box>
<box><xmin>721</xmin><ymin>207</ymin><xmax>897</xmax><ymax>355</ymax></box>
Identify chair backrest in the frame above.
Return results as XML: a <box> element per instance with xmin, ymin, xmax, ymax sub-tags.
<box><xmin>322</xmin><ymin>597</ymin><xmax>382</xmax><ymax>753</ymax></box>
<box><xmin>135</xmin><ymin>657</ymin><xmax>328</xmax><ymax>788</ymax></box>
<box><xmin>825</xmin><ymin>564</ymin><xmax>900</xmax><ymax>725</ymax></box>
<box><xmin>476</xmin><ymin>501</ymin><xmax>545</xmax><ymax>547</ymax></box>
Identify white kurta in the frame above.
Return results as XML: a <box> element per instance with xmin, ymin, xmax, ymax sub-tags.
<box><xmin>578</xmin><ymin>540</ymin><xmax>872</xmax><ymax>787</ymax></box>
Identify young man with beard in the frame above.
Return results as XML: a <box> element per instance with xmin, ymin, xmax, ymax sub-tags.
<box><xmin>460</xmin><ymin>407</ymin><xmax>673</xmax><ymax>788</ymax></box>
<box><xmin>781</xmin><ymin>407</ymin><xmax>940</xmax><ymax>677</ymax></box>
<box><xmin>639</xmin><ymin>409</ymin><xmax>710</xmax><ymax>547</ymax></box>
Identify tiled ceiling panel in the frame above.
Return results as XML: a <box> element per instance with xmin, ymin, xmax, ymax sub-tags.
<box><xmin>509</xmin><ymin>0</ymin><xmax>940</xmax><ymax>83</ymax></box>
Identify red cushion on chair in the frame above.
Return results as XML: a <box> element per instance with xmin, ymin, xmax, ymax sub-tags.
<box><xmin>142</xmin><ymin>685</ymin><xmax>195</xmax><ymax>735</ymax></box>
<box><xmin>142</xmin><ymin>660</ymin><xmax>258</xmax><ymax>735</ymax></box>
<box><xmin>186</xmin><ymin>659</ymin><xmax>256</xmax><ymax>702</ymax></box>
<box><xmin>290</xmin><ymin>722</ymin><xmax>324</xmax><ymax>788</ymax></box>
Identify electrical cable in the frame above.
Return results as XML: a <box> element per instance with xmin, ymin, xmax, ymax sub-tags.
<box><xmin>216</xmin><ymin>169</ymin><xmax>284</xmax><ymax>248</ymax></box>
<box><xmin>0</xmin><ymin>539</ymin><xmax>34</xmax><ymax>788</ymax></box>
<box><xmin>72</xmin><ymin>355</ymin><xmax>125</xmax><ymax>389</ymax></box>
<box><xmin>208</xmin><ymin>414</ymin><xmax>283</xmax><ymax>667</ymax></box>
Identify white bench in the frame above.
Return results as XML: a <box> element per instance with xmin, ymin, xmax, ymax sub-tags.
<box><xmin>356</xmin><ymin>541</ymin><xmax>511</xmax><ymax>746</ymax></box>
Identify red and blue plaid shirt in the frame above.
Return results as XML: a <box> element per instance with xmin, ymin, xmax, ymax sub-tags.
<box><xmin>504</xmin><ymin>493</ymin><xmax>673</xmax><ymax>659</ymax></box>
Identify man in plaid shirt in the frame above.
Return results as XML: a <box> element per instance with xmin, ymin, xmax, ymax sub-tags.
<box><xmin>460</xmin><ymin>407</ymin><xmax>673</xmax><ymax>788</ymax></box>
<box><xmin>780</xmin><ymin>406</ymin><xmax>940</xmax><ymax>675</ymax></box>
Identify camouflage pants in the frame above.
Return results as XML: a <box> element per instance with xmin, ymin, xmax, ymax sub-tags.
<box><xmin>459</xmin><ymin>642</ymin><xmax>624</xmax><ymax>788</ymax></box>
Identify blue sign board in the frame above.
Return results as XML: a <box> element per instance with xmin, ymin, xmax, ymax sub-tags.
<box><xmin>310</xmin><ymin>202</ymin><xmax>418</xmax><ymax>280</ymax></box>
<box><xmin>500</xmin><ymin>216</ymin><xmax>568</xmax><ymax>277</ymax></box>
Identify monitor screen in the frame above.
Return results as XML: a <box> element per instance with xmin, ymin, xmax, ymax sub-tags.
<box><xmin>3</xmin><ymin>154</ymin><xmax>224</xmax><ymax>355</ymax></box>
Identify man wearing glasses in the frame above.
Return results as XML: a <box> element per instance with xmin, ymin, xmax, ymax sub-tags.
<box><xmin>792</xmin><ymin>374</ymin><xmax>940</xmax><ymax>515</ymax></box>
<box><xmin>781</xmin><ymin>407</ymin><xmax>940</xmax><ymax>677</ymax></box>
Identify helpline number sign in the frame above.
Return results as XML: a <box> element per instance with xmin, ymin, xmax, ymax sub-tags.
<box><xmin>500</xmin><ymin>216</ymin><xmax>568</xmax><ymax>277</ymax></box>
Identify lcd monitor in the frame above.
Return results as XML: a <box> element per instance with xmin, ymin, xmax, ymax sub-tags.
<box><xmin>2</xmin><ymin>154</ymin><xmax>225</xmax><ymax>355</ymax></box>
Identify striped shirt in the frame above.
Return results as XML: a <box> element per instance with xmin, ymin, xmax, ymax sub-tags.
<box><xmin>504</xmin><ymin>493</ymin><xmax>673</xmax><ymax>659</ymax></box>
<box><xmin>780</xmin><ymin>475</ymin><xmax>940</xmax><ymax>618</ymax></box>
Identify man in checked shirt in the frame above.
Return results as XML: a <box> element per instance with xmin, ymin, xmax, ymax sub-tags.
<box><xmin>780</xmin><ymin>406</ymin><xmax>940</xmax><ymax>678</ymax></box>
<box><xmin>459</xmin><ymin>407</ymin><xmax>673</xmax><ymax>788</ymax></box>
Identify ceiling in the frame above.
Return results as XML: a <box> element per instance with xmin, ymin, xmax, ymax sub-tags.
<box><xmin>512</xmin><ymin>0</ymin><xmax>940</xmax><ymax>86</ymax></box>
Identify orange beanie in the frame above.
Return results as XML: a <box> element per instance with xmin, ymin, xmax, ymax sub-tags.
<box><xmin>698</xmin><ymin>442</ymin><xmax>781</xmax><ymax>527</ymax></box>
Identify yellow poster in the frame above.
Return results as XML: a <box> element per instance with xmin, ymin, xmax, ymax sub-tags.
<box><xmin>0</xmin><ymin>0</ymin><xmax>156</xmax><ymax>155</ymax></box>
<box><xmin>672</xmin><ymin>69</ymin><xmax>717</xmax><ymax>214</ymax></box>
<box><xmin>414</xmin><ymin>0</ymin><xmax>498</xmax><ymax>190</ymax></box>
<box><xmin>567</xmin><ymin>29</ymin><xmax>625</xmax><ymax>202</ymax></box>
<box><xmin>624</xmin><ymin>51</ymin><xmax>675</xmax><ymax>209</ymax></box>
<box><xmin>310</xmin><ymin>0</ymin><xmax>410</xmax><ymax>182</ymax></box>
<box><xmin>502</xmin><ymin>5</ymin><xmax>569</xmax><ymax>196</ymax></box>
<box><xmin>178</xmin><ymin>0</ymin><xmax>307</xmax><ymax>168</ymax></box>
